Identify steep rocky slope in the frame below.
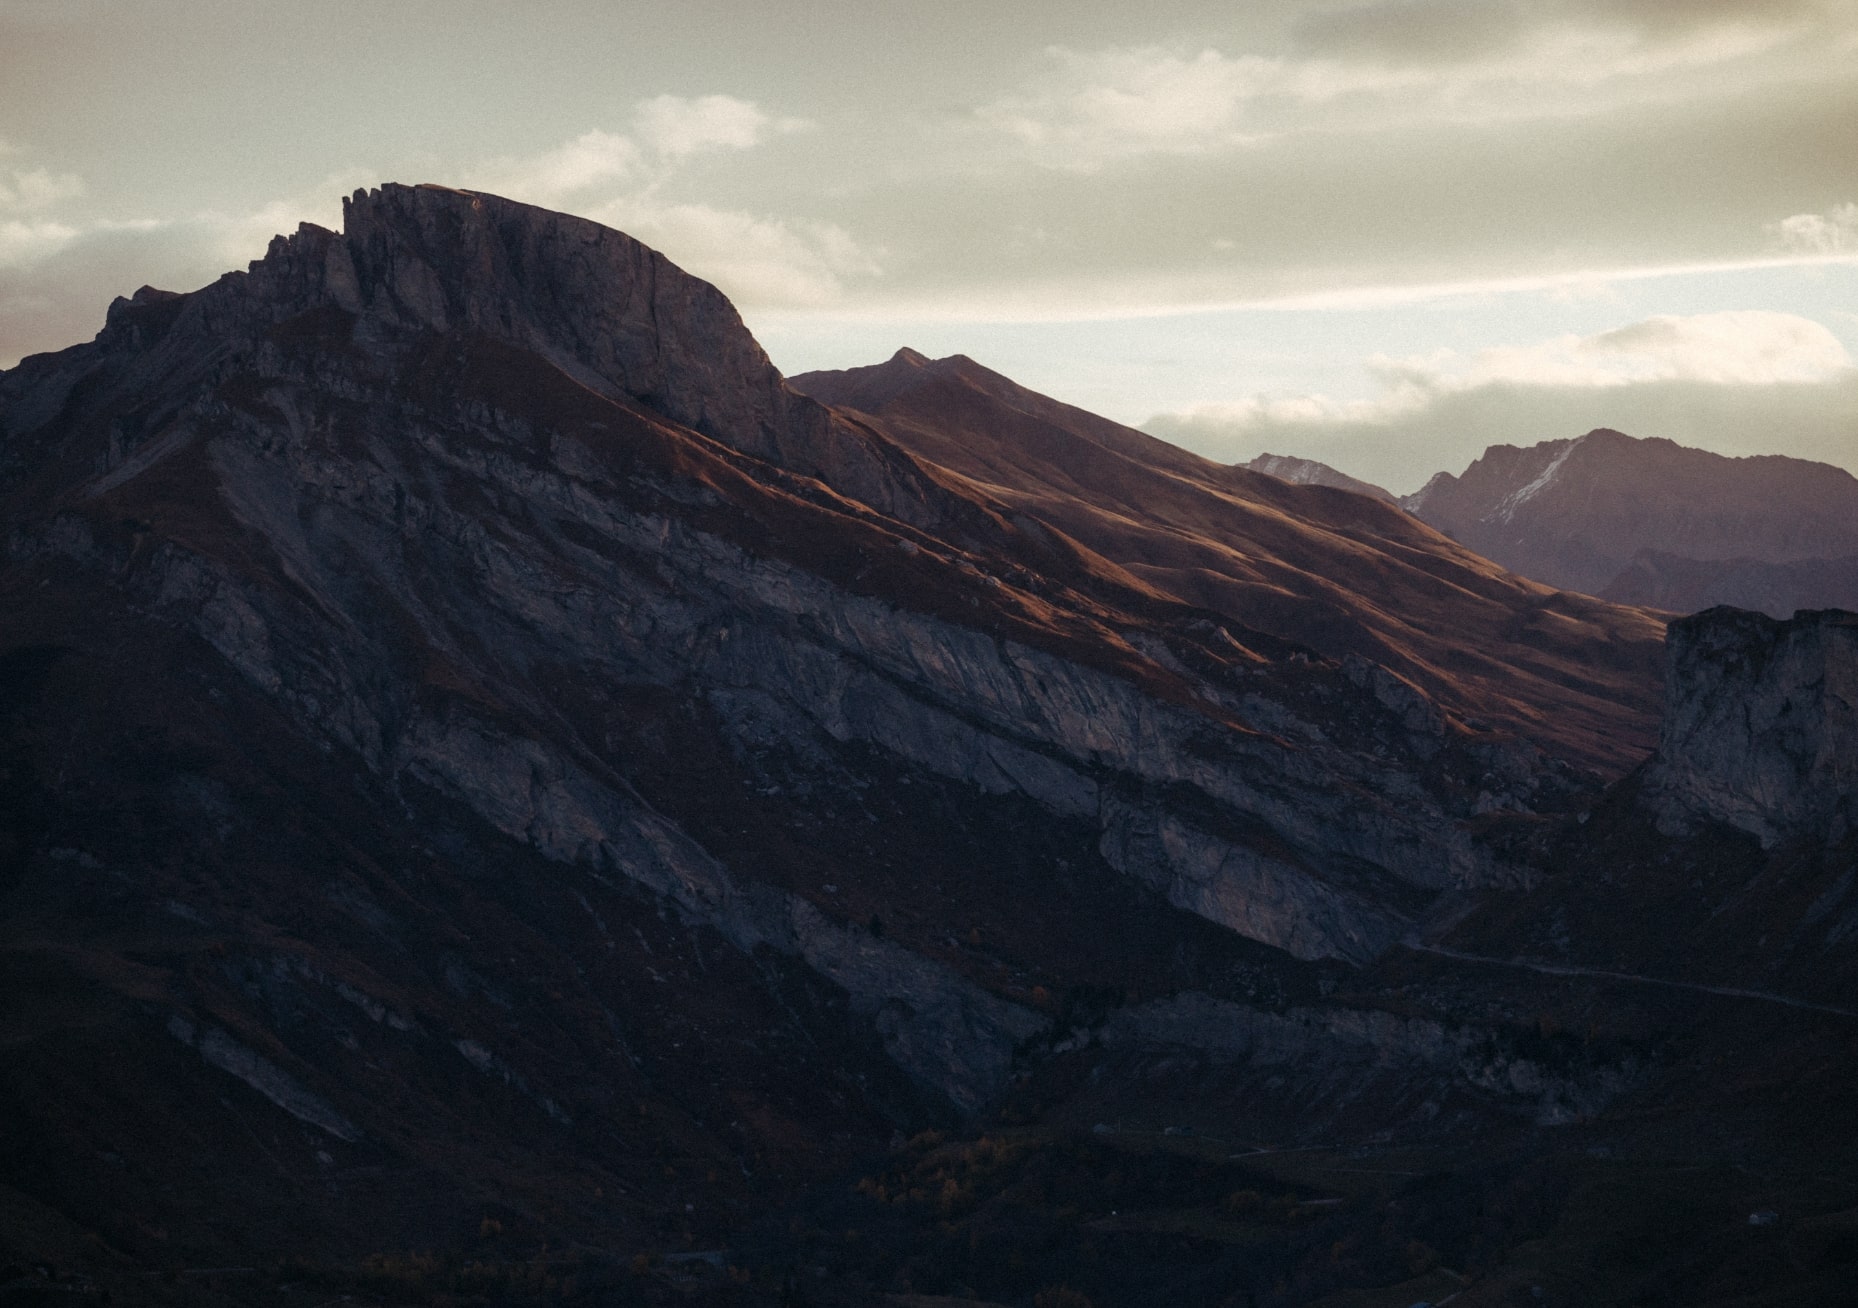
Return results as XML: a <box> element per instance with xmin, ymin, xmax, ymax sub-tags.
<box><xmin>1403</xmin><ymin>429</ymin><xmax>1858</xmax><ymax>616</ymax></box>
<box><xmin>792</xmin><ymin>351</ymin><xmax>1664</xmax><ymax>775</ymax></box>
<box><xmin>5</xmin><ymin>185</ymin><xmax>1834</xmax><ymax>1303</ymax></box>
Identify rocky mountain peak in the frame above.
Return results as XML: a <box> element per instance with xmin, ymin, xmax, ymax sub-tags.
<box><xmin>5</xmin><ymin>182</ymin><xmax>967</xmax><ymax>531</ymax></box>
<box><xmin>1645</xmin><ymin>606</ymin><xmax>1858</xmax><ymax>846</ymax></box>
<box><xmin>50</xmin><ymin>182</ymin><xmax>804</xmax><ymax>468</ymax></box>
<box><xmin>330</xmin><ymin>183</ymin><xmax>805</xmax><ymax>456</ymax></box>
<box><xmin>1399</xmin><ymin>429</ymin><xmax>1858</xmax><ymax>610</ymax></box>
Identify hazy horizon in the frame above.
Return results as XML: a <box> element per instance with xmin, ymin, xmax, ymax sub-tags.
<box><xmin>4</xmin><ymin>0</ymin><xmax>1855</xmax><ymax>492</ymax></box>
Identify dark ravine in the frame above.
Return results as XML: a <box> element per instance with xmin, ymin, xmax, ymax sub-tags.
<box><xmin>2</xmin><ymin>185</ymin><xmax>1854</xmax><ymax>1306</ymax></box>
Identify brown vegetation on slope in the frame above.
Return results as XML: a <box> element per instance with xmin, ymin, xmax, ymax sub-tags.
<box><xmin>793</xmin><ymin>350</ymin><xmax>1665</xmax><ymax>775</ymax></box>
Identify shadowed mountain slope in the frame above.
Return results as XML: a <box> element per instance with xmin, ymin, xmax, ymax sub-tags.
<box><xmin>792</xmin><ymin>349</ymin><xmax>1664</xmax><ymax>775</ymax></box>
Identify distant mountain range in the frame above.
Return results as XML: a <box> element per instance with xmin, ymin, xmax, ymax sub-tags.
<box><xmin>1246</xmin><ymin>432</ymin><xmax>1858</xmax><ymax>618</ymax></box>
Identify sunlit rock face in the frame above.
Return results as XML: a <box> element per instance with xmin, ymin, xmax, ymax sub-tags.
<box><xmin>1645</xmin><ymin>606</ymin><xmax>1858</xmax><ymax>847</ymax></box>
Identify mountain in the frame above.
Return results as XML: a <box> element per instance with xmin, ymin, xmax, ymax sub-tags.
<box><xmin>1240</xmin><ymin>452</ymin><xmax>1395</xmax><ymax>503</ymax></box>
<box><xmin>3</xmin><ymin>185</ymin><xmax>1853</xmax><ymax>1306</ymax></box>
<box><xmin>791</xmin><ymin>350</ymin><xmax>1663</xmax><ymax>776</ymax></box>
<box><xmin>1403</xmin><ymin>429</ymin><xmax>1858</xmax><ymax>616</ymax></box>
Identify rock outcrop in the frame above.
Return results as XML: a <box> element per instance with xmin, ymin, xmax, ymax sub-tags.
<box><xmin>1644</xmin><ymin>606</ymin><xmax>1858</xmax><ymax>847</ymax></box>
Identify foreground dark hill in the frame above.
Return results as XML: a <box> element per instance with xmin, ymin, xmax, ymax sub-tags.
<box><xmin>1403</xmin><ymin>429</ymin><xmax>1858</xmax><ymax>617</ymax></box>
<box><xmin>791</xmin><ymin>351</ymin><xmax>1663</xmax><ymax>775</ymax></box>
<box><xmin>2</xmin><ymin>185</ymin><xmax>1852</xmax><ymax>1306</ymax></box>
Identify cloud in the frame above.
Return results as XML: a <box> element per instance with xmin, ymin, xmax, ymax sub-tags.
<box><xmin>0</xmin><ymin>219</ymin><xmax>201</xmax><ymax>365</ymax></box>
<box><xmin>0</xmin><ymin>167</ymin><xmax>85</xmax><ymax>212</ymax></box>
<box><xmin>216</xmin><ymin>174</ymin><xmax>373</xmax><ymax>262</ymax></box>
<box><xmin>975</xmin><ymin>47</ymin><xmax>1277</xmax><ymax>162</ymax></box>
<box><xmin>471</xmin><ymin>95</ymin><xmax>804</xmax><ymax>206</ymax></box>
<box><xmin>0</xmin><ymin>148</ymin><xmax>89</xmax><ymax>272</ymax></box>
<box><xmin>973</xmin><ymin>45</ymin><xmax>1398</xmax><ymax>165</ymax></box>
<box><xmin>0</xmin><ymin>175</ymin><xmax>367</xmax><ymax>365</ymax></box>
<box><xmin>458</xmin><ymin>96</ymin><xmax>867</xmax><ymax>310</ymax></box>
<box><xmin>0</xmin><ymin>92</ymin><xmax>867</xmax><ymax>368</ymax></box>
<box><xmin>632</xmin><ymin>93</ymin><xmax>805</xmax><ymax>158</ymax></box>
<box><xmin>972</xmin><ymin>5</ymin><xmax>1851</xmax><ymax>168</ymax></box>
<box><xmin>1292</xmin><ymin>0</ymin><xmax>1826</xmax><ymax>67</ymax></box>
<box><xmin>1375</xmin><ymin>311</ymin><xmax>1851</xmax><ymax>389</ymax></box>
<box><xmin>471</xmin><ymin>129</ymin><xmax>640</xmax><ymax>206</ymax></box>
<box><xmin>583</xmin><ymin>196</ymin><xmax>879</xmax><ymax>308</ymax></box>
<box><xmin>0</xmin><ymin>218</ymin><xmax>79</xmax><ymax>268</ymax></box>
<box><xmin>1145</xmin><ymin>311</ymin><xmax>1858</xmax><ymax>492</ymax></box>
<box><xmin>1769</xmin><ymin>202</ymin><xmax>1858</xmax><ymax>254</ymax></box>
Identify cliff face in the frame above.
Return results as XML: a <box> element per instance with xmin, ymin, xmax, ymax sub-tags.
<box><xmin>0</xmin><ymin>185</ymin><xmax>1678</xmax><ymax>1271</ymax></box>
<box><xmin>1402</xmin><ymin>429</ymin><xmax>1858</xmax><ymax>615</ymax></box>
<box><xmin>1644</xmin><ymin>606</ymin><xmax>1858</xmax><ymax>848</ymax></box>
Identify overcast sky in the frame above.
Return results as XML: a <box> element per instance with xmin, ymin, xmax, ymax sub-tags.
<box><xmin>3</xmin><ymin>0</ymin><xmax>1854</xmax><ymax>491</ymax></box>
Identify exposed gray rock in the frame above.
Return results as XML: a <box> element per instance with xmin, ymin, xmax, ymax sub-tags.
<box><xmin>1644</xmin><ymin>606</ymin><xmax>1858</xmax><ymax>847</ymax></box>
<box><xmin>167</xmin><ymin>1014</ymin><xmax>361</xmax><ymax>1141</ymax></box>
